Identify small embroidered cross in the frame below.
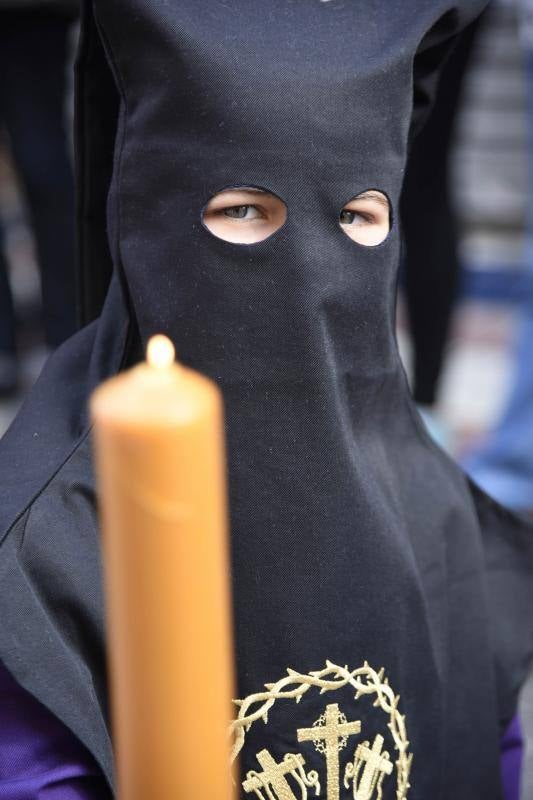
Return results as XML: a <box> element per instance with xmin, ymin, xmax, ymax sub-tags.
<box><xmin>345</xmin><ymin>734</ymin><xmax>393</xmax><ymax>800</ymax></box>
<box><xmin>243</xmin><ymin>750</ymin><xmax>305</xmax><ymax>800</ymax></box>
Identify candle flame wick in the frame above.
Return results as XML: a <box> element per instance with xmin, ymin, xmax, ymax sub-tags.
<box><xmin>147</xmin><ymin>335</ymin><xmax>176</xmax><ymax>369</ymax></box>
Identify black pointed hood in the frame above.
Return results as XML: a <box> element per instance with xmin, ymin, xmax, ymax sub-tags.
<box><xmin>3</xmin><ymin>3</ymin><xmax>533</xmax><ymax>799</ymax></box>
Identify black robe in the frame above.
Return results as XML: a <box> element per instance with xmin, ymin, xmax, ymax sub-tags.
<box><xmin>2</xmin><ymin>2</ymin><xmax>533</xmax><ymax>798</ymax></box>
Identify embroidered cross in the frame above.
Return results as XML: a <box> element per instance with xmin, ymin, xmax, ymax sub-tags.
<box><xmin>347</xmin><ymin>734</ymin><xmax>393</xmax><ymax>800</ymax></box>
<box><xmin>297</xmin><ymin>703</ymin><xmax>361</xmax><ymax>800</ymax></box>
<box><xmin>243</xmin><ymin>749</ymin><xmax>306</xmax><ymax>800</ymax></box>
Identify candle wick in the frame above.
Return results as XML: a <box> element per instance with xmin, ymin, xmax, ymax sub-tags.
<box><xmin>147</xmin><ymin>335</ymin><xmax>176</xmax><ymax>369</ymax></box>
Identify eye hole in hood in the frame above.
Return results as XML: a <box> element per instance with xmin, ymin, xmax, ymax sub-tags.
<box><xmin>202</xmin><ymin>186</ymin><xmax>391</xmax><ymax>248</ymax></box>
<box><xmin>339</xmin><ymin>189</ymin><xmax>391</xmax><ymax>247</ymax></box>
<box><xmin>202</xmin><ymin>187</ymin><xmax>287</xmax><ymax>244</ymax></box>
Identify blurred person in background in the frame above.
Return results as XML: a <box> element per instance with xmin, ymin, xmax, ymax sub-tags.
<box><xmin>0</xmin><ymin>0</ymin><xmax>79</xmax><ymax>397</ymax></box>
<box><xmin>464</xmin><ymin>0</ymin><xmax>533</xmax><ymax>515</ymax></box>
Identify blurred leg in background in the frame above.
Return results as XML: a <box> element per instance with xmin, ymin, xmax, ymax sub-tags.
<box><xmin>465</xmin><ymin>300</ymin><xmax>533</xmax><ymax>511</ymax></box>
<box><xmin>0</xmin><ymin>7</ymin><xmax>78</xmax><ymax>396</ymax></box>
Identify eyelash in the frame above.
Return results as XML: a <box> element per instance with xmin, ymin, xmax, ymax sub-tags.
<box><xmin>340</xmin><ymin>210</ymin><xmax>375</xmax><ymax>225</ymax></box>
<box><xmin>212</xmin><ymin>205</ymin><xmax>378</xmax><ymax>224</ymax></box>
<box><xmin>218</xmin><ymin>205</ymin><xmax>265</xmax><ymax>220</ymax></box>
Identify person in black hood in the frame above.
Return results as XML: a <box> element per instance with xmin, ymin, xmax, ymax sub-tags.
<box><xmin>1</xmin><ymin>2</ymin><xmax>533</xmax><ymax>799</ymax></box>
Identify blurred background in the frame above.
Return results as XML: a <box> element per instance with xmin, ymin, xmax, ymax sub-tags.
<box><xmin>0</xmin><ymin>0</ymin><xmax>78</xmax><ymax>418</ymax></box>
<box><xmin>0</xmin><ymin>0</ymin><xmax>533</xmax><ymax>795</ymax></box>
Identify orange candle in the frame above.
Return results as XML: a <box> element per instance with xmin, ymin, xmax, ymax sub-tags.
<box><xmin>91</xmin><ymin>335</ymin><xmax>236</xmax><ymax>800</ymax></box>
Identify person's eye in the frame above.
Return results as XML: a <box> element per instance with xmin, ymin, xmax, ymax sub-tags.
<box><xmin>339</xmin><ymin>209</ymin><xmax>372</xmax><ymax>226</ymax></box>
<box><xmin>338</xmin><ymin>190</ymin><xmax>390</xmax><ymax>246</ymax></box>
<box><xmin>222</xmin><ymin>205</ymin><xmax>263</xmax><ymax>220</ymax></box>
<box><xmin>203</xmin><ymin>187</ymin><xmax>287</xmax><ymax>243</ymax></box>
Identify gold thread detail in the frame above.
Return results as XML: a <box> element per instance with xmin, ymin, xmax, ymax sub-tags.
<box><xmin>298</xmin><ymin>703</ymin><xmax>361</xmax><ymax>800</ymax></box>
<box><xmin>243</xmin><ymin>750</ymin><xmax>320</xmax><ymax>800</ymax></box>
<box><xmin>230</xmin><ymin>660</ymin><xmax>412</xmax><ymax>800</ymax></box>
<box><xmin>344</xmin><ymin>734</ymin><xmax>393</xmax><ymax>800</ymax></box>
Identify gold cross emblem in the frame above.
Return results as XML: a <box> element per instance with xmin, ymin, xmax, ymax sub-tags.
<box><xmin>231</xmin><ymin>661</ymin><xmax>412</xmax><ymax>800</ymax></box>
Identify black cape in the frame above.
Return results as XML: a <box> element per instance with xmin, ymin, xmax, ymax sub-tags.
<box><xmin>2</xmin><ymin>2</ymin><xmax>533</xmax><ymax>798</ymax></box>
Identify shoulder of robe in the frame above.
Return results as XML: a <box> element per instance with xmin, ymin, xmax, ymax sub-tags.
<box><xmin>0</xmin><ymin>433</ymin><xmax>114</xmax><ymax>790</ymax></box>
<box><xmin>467</xmin><ymin>477</ymin><xmax>533</xmax><ymax>733</ymax></box>
<box><xmin>0</xmin><ymin>275</ymin><xmax>128</xmax><ymax>792</ymax></box>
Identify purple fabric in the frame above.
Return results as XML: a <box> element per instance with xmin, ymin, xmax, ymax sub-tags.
<box><xmin>501</xmin><ymin>715</ymin><xmax>524</xmax><ymax>800</ymax></box>
<box><xmin>0</xmin><ymin>660</ymin><xmax>111</xmax><ymax>799</ymax></box>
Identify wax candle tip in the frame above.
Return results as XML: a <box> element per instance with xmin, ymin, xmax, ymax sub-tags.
<box><xmin>147</xmin><ymin>335</ymin><xmax>176</xmax><ymax>369</ymax></box>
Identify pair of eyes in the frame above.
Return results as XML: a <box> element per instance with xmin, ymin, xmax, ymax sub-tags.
<box><xmin>202</xmin><ymin>188</ymin><xmax>391</xmax><ymax>246</ymax></box>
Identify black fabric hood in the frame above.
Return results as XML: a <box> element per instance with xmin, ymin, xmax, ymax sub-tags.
<box><xmin>2</xmin><ymin>2</ymin><xmax>533</xmax><ymax>799</ymax></box>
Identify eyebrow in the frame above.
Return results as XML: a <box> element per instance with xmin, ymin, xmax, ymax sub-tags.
<box><xmin>354</xmin><ymin>191</ymin><xmax>389</xmax><ymax>208</ymax></box>
<box><xmin>220</xmin><ymin>187</ymin><xmax>268</xmax><ymax>195</ymax></box>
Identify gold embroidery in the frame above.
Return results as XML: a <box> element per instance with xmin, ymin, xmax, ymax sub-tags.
<box><xmin>231</xmin><ymin>660</ymin><xmax>412</xmax><ymax>800</ymax></box>
<box><xmin>297</xmin><ymin>703</ymin><xmax>361</xmax><ymax>800</ymax></box>
<box><xmin>344</xmin><ymin>734</ymin><xmax>393</xmax><ymax>800</ymax></box>
<box><xmin>243</xmin><ymin>750</ymin><xmax>320</xmax><ymax>800</ymax></box>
